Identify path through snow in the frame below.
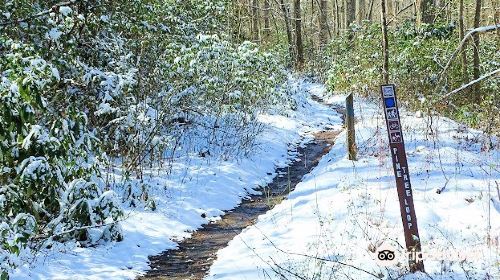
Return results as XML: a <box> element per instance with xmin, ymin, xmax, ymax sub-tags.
<box><xmin>12</xmin><ymin>78</ymin><xmax>342</xmax><ymax>280</ymax></box>
<box><xmin>206</xmin><ymin>87</ymin><xmax>500</xmax><ymax>280</ymax></box>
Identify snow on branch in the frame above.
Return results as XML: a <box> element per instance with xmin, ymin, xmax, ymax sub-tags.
<box><xmin>437</xmin><ymin>24</ymin><xmax>500</xmax><ymax>84</ymax></box>
<box><xmin>0</xmin><ymin>0</ymin><xmax>81</xmax><ymax>26</ymax></box>
<box><xmin>442</xmin><ymin>68</ymin><xmax>500</xmax><ymax>99</ymax></box>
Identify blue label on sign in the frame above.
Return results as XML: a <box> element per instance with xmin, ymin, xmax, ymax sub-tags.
<box><xmin>385</xmin><ymin>97</ymin><xmax>396</xmax><ymax>108</ymax></box>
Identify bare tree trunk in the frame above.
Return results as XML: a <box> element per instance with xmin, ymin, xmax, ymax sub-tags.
<box><xmin>472</xmin><ymin>0</ymin><xmax>482</xmax><ymax>98</ymax></box>
<box><xmin>252</xmin><ymin>0</ymin><xmax>260</xmax><ymax>42</ymax></box>
<box><xmin>334</xmin><ymin>0</ymin><xmax>341</xmax><ymax>34</ymax></box>
<box><xmin>416</xmin><ymin>0</ymin><xmax>433</xmax><ymax>26</ymax></box>
<box><xmin>319</xmin><ymin>0</ymin><xmax>329</xmax><ymax>46</ymax></box>
<box><xmin>367</xmin><ymin>0</ymin><xmax>375</xmax><ymax>20</ymax></box>
<box><xmin>494</xmin><ymin>0</ymin><xmax>500</xmax><ymax>40</ymax></box>
<box><xmin>345</xmin><ymin>0</ymin><xmax>356</xmax><ymax>27</ymax></box>
<box><xmin>280</xmin><ymin>0</ymin><xmax>295</xmax><ymax>65</ymax></box>
<box><xmin>339</xmin><ymin>0</ymin><xmax>344</xmax><ymax>30</ymax></box>
<box><xmin>357</xmin><ymin>0</ymin><xmax>366</xmax><ymax>24</ymax></box>
<box><xmin>459</xmin><ymin>0</ymin><xmax>468</xmax><ymax>81</ymax></box>
<box><xmin>233</xmin><ymin>2</ymin><xmax>243</xmax><ymax>41</ymax></box>
<box><xmin>294</xmin><ymin>0</ymin><xmax>305</xmax><ymax>68</ymax></box>
<box><xmin>381</xmin><ymin>0</ymin><xmax>389</xmax><ymax>84</ymax></box>
<box><xmin>263</xmin><ymin>0</ymin><xmax>271</xmax><ymax>41</ymax></box>
<box><xmin>386</xmin><ymin>0</ymin><xmax>394</xmax><ymax>22</ymax></box>
<box><xmin>393</xmin><ymin>0</ymin><xmax>399</xmax><ymax>18</ymax></box>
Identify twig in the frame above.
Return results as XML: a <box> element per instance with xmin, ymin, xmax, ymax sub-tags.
<box><xmin>282</xmin><ymin>250</ymin><xmax>381</xmax><ymax>278</ymax></box>
<box><xmin>387</xmin><ymin>3</ymin><xmax>415</xmax><ymax>25</ymax></box>
<box><xmin>0</xmin><ymin>0</ymin><xmax>81</xmax><ymax>27</ymax></box>
<box><xmin>269</xmin><ymin>256</ymin><xmax>308</xmax><ymax>280</ymax></box>
<box><xmin>251</xmin><ymin>224</ymin><xmax>381</xmax><ymax>279</ymax></box>
<box><xmin>436</xmin><ymin>24</ymin><xmax>500</xmax><ymax>87</ymax></box>
<box><xmin>441</xmin><ymin>68</ymin><xmax>500</xmax><ymax>99</ymax></box>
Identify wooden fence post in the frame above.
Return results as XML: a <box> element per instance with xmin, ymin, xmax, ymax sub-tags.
<box><xmin>346</xmin><ymin>93</ymin><xmax>357</xmax><ymax>160</ymax></box>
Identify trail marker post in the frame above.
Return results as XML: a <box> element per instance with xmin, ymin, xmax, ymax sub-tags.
<box><xmin>380</xmin><ymin>84</ymin><xmax>425</xmax><ymax>272</ymax></box>
<box><xmin>346</xmin><ymin>93</ymin><xmax>357</xmax><ymax>160</ymax></box>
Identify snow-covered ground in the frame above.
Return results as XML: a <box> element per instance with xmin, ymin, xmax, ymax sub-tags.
<box><xmin>206</xmin><ymin>88</ymin><xmax>500</xmax><ymax>279</ymax></box>
<box><xmin>11</xmin><ymin>79</ymin><xmax>342</xmax><ymax>279</ymax></box>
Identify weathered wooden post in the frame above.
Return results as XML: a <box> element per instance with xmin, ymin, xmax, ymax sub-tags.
<box><xmin>381</xmin><ymin>84</ymin><xmax>425</xmax><ymax>272</ymax></box>
<box><xmin>346</xmin><ymin>93</ymin><xmax>357</xmax><ymax>160</ymax></box>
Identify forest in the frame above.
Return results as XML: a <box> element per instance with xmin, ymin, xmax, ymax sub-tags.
<box><xmin>0</xmin><ymin>0</ymin><xmax>499</xmax><ymax>279</ymax></box>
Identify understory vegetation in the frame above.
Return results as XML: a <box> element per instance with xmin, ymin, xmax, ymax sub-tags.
<box><xmin>0</xmin><ymin>0</ymin><xmax>289</xmax><ymax>277</ymax></box>
<box><xmin>324</xmin><ymin>21</ymin><xmax>499</xmax><ymax>134</ymax></box>
<box><xmin>231</xmin><ymin>0</ymin><xmax>499</xmax><ymax>135</ymax></box>
<box><xmin>1</xmin><ymin>0</ymin><xmax>499</xmax><ymax>278</ymax></box>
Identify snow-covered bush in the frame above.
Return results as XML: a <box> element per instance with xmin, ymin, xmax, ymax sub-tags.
<box><xmin>1</xmin><ymin>0</ymin><xmax>289</xmax><ymax>276</ymax></box>
<box><xmin>0</xmin><ymin>38</ymin><xmax>123</xmax><ymax>276</ymax></box>
<box><xmin>169</xmin><ymin>36</ymin><xmax>287</xmax><ymax>114</ymax></box>
<box><xmin>325</xmin><ymin>21</ymin><xmax>499</xmax><ymax>134</ymax></box>
<box><xmin>78</xmin><ymin>1</ymin><xmax>290</xmax><ymax>167</ymax></box>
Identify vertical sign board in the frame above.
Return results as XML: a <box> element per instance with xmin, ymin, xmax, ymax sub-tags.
<box><xmin>380</xmin><ymin>85</ymin><xmax>425</xmax><ymax>272</ymax></box>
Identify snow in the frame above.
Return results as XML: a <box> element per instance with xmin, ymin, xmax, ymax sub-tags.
<box><xmin>47</xmin><ymin>28</ymin><xmax>62</xmax><ymax>41</ymax></box>
<box><xmin>100</xmin><ymin>15</ymin><xmax>109</xmax><ymax>22</ymax></box>
<box><xmin>17</xmin><ymin>157</ymin><xmax>49</xmax><ymax>181</ymax></box>
<box><xmin>95</xmin><ymin>102</ymin><xmax>115</xmax><ymax>115</ymax></box>
<box><xmin>11</xmin><ymin>78</ymin><xmax>341</xmax><ymax>279</ymax></box>
<box><xmin>10</xmin><ymin>80</ymin><xmax>499</xmax><ymax>279</ymax></box>
<box><xmin>59</xmin><ymin>6</ymin><xmax>72</xmax><ymax>17</ymax></box>
<box><xmin>206</xmin><ymin>86</ymin><xmax>500</xmax><ymax>279</ymax></box>
<box><xmin>51</xmin><ymin>67</ymin><xmax>60</xmax><ymax>81</ymax></box>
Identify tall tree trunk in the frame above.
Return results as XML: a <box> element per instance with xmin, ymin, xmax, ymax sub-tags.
<box><xmin>472</xmin><ymin>0</ymin><xmax>482</xmax><ymax>98</ymax></box>
<box><xmin>339</xmin><ymin>0</ymin><xmax>344</xmax><ymax>30</ymax></box>
<box><xmin>319</xmin><ymin>0</ymin><xmax>329</xmax><ymax>46</ymax></box>
<box><xmin>381</xmin><ymin>0</ymin><xmax>389</xmax><ymax>84</ymax></box>
<box><xmin>233</xmin><ymin>2</ymin><xmax>243</xmax><ymax>41</ymax></box>
<box><xmin>367</xmin><ymin>0</ymin><xmax>375</xmax><ymax>20</ymax></box>
<box><xmin>294</xmin><ymin>0</ymin><xmax>305</xmax><ymax>68</ymax></box>
<box><xmin>393</xmin><ymin>0</ymin><xmax>399</xmax><ymax>19</ymax></box>
<box><xmin>459</xmin><ymin>0</ymin><xmax>468</xmax><ymax>81</ymax></box>
<box><xmin>252</xmin><ymin>0</ymin><xmax>260</xmax><ymax>42</ymax></box>
<box><xmin>491</xmin><ymin>0</ymin><xmax>500</xmax><ymax>46</ymax></box>
<box><xmin>494</xmin><ymin>0</ymin><xmax>500</xmax><ymax>42</ymax></box>
<box><xmin>416</xmin><ymin>0</ymin><xmax>433</xmax><ymax>26</ymax></box>
<box><xmin>357</xmin><ymin>0</ymin><xmax>366</xmax><ymax>24</ymax></box>
<box><xmin>334</xmin><ymin>0</ymin><xmax>341</xmax><ymax>34</ymax></box>
<box><xmin>387</xmin><ymin>0</ymin><xmax>393</xmax><ymax>22</ymax></box>
<box><xmin>345</xmin><ymin>0</ymin><xmax>356</xmax><ymax>27</ymax></box>
<box><xmin>280</xmin><ymin>0</ymin><xmax>295</xmax><ymax>65</ymax></box>
<box><xmin>263</xmin><ymin>0</ymin><xmax>271</xmax><ymax>41</ymax></box>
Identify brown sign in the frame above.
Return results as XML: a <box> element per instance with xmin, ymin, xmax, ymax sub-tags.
<box><xmin>380</xmin><ymin>84</ymin><xmax>424</xmax><ymax>272</ymax></box>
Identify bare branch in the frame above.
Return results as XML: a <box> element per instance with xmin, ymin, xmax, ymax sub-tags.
<box><xmin>387</xmin><ymin>3</ymin><xmax>415</xmax><ymax>25</ymax></box>
<box><xmin>0</xmin><ymin>0</ymin><xmax>81</xmax><ymax>27</ymax></box>
<box><xmin>437</xmin><ymin>24</ymin><xmax>500</xmax><ymax>85</ymax></box>
<box><xmin>442</xmin><ymin>68</ymin><xmax>500</xmax><ymax>99</ymax></box>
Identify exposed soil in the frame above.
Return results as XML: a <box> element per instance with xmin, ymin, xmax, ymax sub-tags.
<box><xmin>139</xmin><ymin>97</ymin><xmax>344</xmax><ymax>280</ymax></box>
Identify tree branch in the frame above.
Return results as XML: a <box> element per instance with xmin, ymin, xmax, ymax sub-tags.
<box><xmin>0</xmin><ymin>0</ymin><xmax>81</xmax><ymax>27</ymax></box>
<box><xmin>442</xmin><ymin>68</ymin><xmax>500</xmax><ymax>99</ymax></box>
<box><xmin>387</xmin><ymin>3</ymin><xmax>414</xmax><ymax>25</ymax></box>
<box><xmin>437</xmin><ymin>24</ymin><xmax>500</xmax><ymax>86</ymax></box>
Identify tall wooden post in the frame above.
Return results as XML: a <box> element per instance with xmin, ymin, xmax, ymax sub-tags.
<box><xmin>346</xmin><ymin>93</ymin><xmax>357</xmax><ymax>160</ymax></box>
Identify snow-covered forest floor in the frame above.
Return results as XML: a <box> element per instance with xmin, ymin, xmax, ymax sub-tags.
<box><xmin>11</xmin><ymin>79</ymin><xmax>343</xmax><ymax>279</ymax></box>
<box><xmin>207</xmin><ymin>85</ymin><xmax>500</xmax><ymax>280</ymax></box>
<box><xmin>9</xmin><ymin>79</ymin><xmax>500</xmax><ymax>280</ymax></box>
<box><xmin>3</xmin><ymin>1</ymin><xmax>499</xmax><ymax>279</ymax></box>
